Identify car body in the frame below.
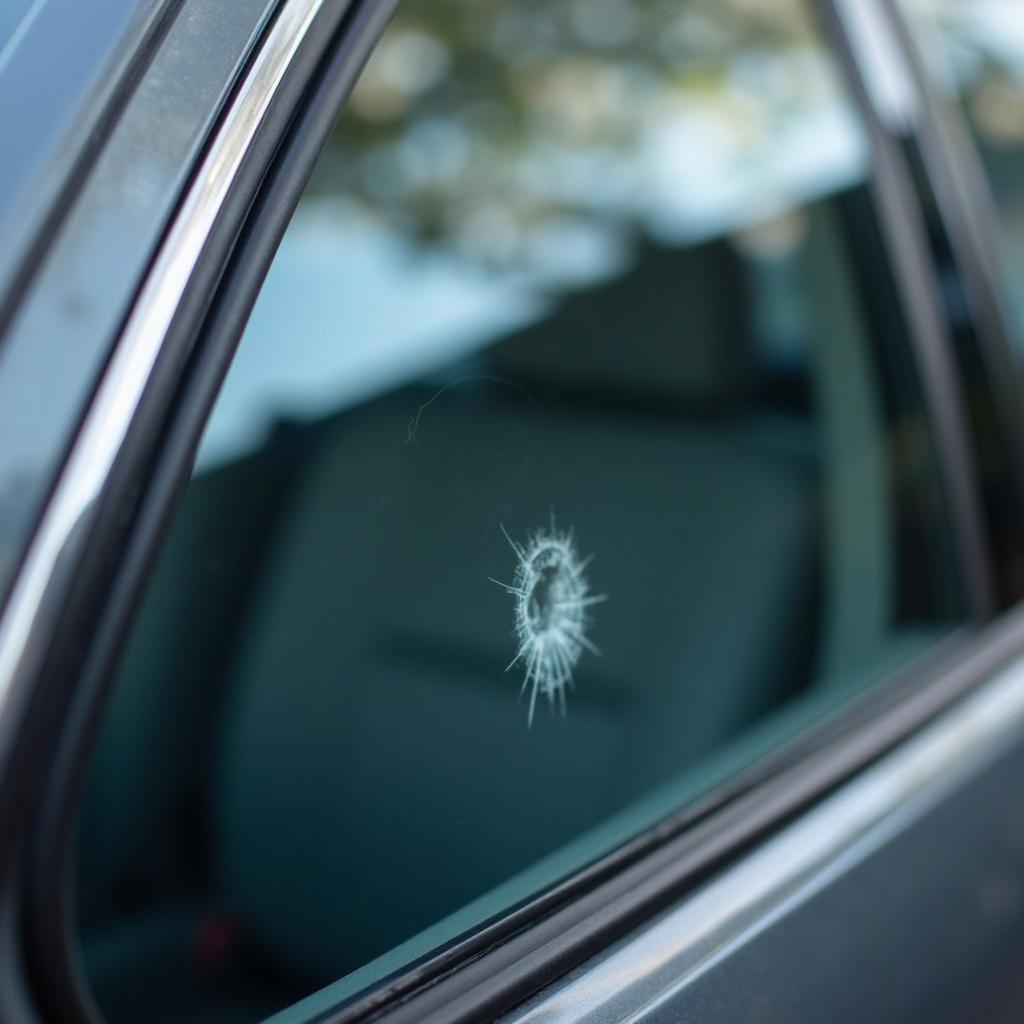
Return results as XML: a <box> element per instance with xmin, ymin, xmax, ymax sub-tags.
<box><xmin>2</xmin><ymin>1</ymin><xmax>1024</xmax><ymax>1022</ymax></box>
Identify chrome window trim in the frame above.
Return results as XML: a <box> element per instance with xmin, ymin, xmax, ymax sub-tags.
<box><xmin>0</xmin><ymin>0</ymin><xmax>279</xmax><ymax>614</ymax></box>
<box><xmin>502</xmin><ymin>657</ymin><xmax>1024</xmax><ymax>1024</ymax></box>
<box><xmin>0</xmin><ymin>0</ymin><xmax>337</xmax><ymax>765</ymax></box>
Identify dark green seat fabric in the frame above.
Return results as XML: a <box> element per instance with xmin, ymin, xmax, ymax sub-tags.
<box><xmin>83</xmin><ymin>905</ymin><xmax>302</xmax><ymax>1024</ymax></box>
<box><xmin>79</xmin><ymin>238</ymin><xmax>824</xmax><ymax>1015</ymax></box>
<box><xmin>77</xmin><ymin>433</ymin><xmax>314</xmax><ymax>1021</ymax></box>
<box><xmin>213</xmin><ymin>393</ymin><xmax>818</xmax><ymax>983</ymax></box>
<box><xmin>78</xmin><ymin>438</ymin><xmax>307</xmax><ymax>927</ymax></box>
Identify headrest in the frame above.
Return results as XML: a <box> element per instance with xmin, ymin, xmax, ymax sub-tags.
<box><xmin>487</xmin><ymin>238</ymin><xmax>749</xmax><ymax>407</ymax></box>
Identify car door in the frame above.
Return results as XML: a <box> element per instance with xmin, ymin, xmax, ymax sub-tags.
<box><xmin>2</xmin><ymin>1</ymin><xmax>1024</xmax><ymax>1023</ymax></box>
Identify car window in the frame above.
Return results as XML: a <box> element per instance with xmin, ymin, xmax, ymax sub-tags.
<box><xmin>76</xmin><ymin>2</ymin><xmax>965</xmax><ymax>1023</ymax></box>
<box><xmin>900</xmin><ymin>0</ymin><xmax>1024</xmax><ymax>347</ymax></box>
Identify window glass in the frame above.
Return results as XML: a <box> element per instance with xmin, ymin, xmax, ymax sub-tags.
<box><xmin>901</xmin><ymin>0</ymin><xmax>1024</xmax><ymax>344</ymax></box>
<box><xmin>77</xmin><ymin>2</ymin><xmax>963</xmax><ymax>1023</ymax></box>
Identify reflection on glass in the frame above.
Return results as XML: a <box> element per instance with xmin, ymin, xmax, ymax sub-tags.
<box><xmin>77</xmin><ymin>4</ymin><xmax>963</xmax><ymax>1024</ymax></box>
<box><xmin>203</xmin><ymin>0</ymin><xmax>866</xmax><ymax>463</ymax></box>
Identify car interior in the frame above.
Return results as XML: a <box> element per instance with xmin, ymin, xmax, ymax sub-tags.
<box><xmin>74</xmin><ymin>189</ymin><xmax>961</xmax><ymax>1024</ymax></box>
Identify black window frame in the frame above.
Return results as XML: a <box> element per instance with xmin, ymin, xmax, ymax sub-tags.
<box><xmin>880</xmin><ymin>0</ymin><xmax>1024</xmax><ymax>612</ymax></box>
<box><xmin>2</xmin><ymin>1</ymin><xmax>1024</xmax><ymax>1023</ymax></box>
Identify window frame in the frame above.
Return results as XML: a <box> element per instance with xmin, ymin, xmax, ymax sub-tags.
<box><xmin>881</xmin><ymin>0</ymin><xmax>1024</xmax><ymax>611</ymax></box>
<box><xmin>2</xmin><ymin>0</ymin><xmax>1023</xmax><ymax>1022</ymax></box>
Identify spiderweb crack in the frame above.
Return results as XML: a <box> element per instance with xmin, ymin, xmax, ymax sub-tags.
<box><xmin>491</xmin><ymin>517</ymin><xmax>605</xmax><ymax>726</ymax></box>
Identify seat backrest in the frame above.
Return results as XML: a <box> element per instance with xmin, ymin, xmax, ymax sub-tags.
<box><xmin>211</xmin><ymin>241</ymin><xmax>821</xmax><ymax>984</ymax></box>
<box><xmin>77</xmin><ymin>428</ymin><xmax>308</xmax><ymax>925</ymax></box>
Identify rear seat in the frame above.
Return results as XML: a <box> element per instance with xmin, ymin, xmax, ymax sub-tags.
<box><xmin>212</xmin><ymin>241</ymin><xmax>820</xmax><ymax>984</ymax></box>
<box><xmin>81</xmin><ymin>237</ymin><xmax>824</xmax><ymax>1014</ymax></box>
